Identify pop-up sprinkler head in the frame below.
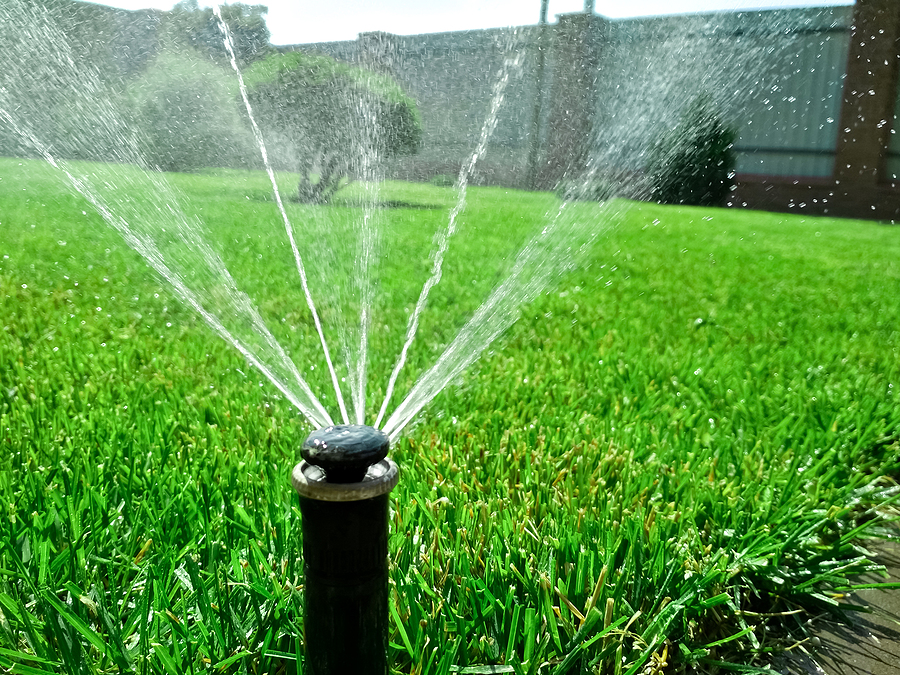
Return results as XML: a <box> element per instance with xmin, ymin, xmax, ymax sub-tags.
<box><xmin>291</xmin><ymin>425</ymin><xmax>399</xmax><ymax>675</ymax></box>
<box><xmin>301</xmin><ymin>424</ymin><xmax>390</xmax><ymax>483</ymax></box>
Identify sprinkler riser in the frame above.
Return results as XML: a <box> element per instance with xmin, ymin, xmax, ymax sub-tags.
<box><xmin>292</xmin><ymin>425</ymin><xmax>397</xmax><ymax>675</ymax></box>
<box><xmin>299</xmin><ymin>494</ymin><xmax>390</xmax><ymax>675</ymax></box>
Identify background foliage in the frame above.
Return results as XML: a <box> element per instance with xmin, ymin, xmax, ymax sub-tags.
<box><xmin>0</xmin><ymin>0</ymin><xmax>275</xmax><ymax>168</ymax></box>
<box><xmin>646</xmin><ymin>96</ymin><xmax>737</xmax><ymax>207</ymax></box>
<box><xmin>127</xmin><ymin>48</ymin><xmax>260</xmax><ymax>172</ymax></box>
<box><xmin>163</xmin><ymin>0</ymin><xmax>273</xmax><ymax>68</ymax></box>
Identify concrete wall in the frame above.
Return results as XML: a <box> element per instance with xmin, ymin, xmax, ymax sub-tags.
<box><xmin>286</xmin><ymin>7</ymin><xmax>854</xmax><ymax>184</ymax></box>
<box><xmin>286</xmin><ymin>3</ymin><xmax>900</xmax><ymax>220</ymax></box>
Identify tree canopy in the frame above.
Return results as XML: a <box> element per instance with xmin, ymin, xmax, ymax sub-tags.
<box><xmin>244</xmin><ymin>52</ymin><xmax>422</xmax><ymax>203</ymax></box>
<box><xmin>164</xmin><ymin>0</ymin><xmax>272</xmax><ymax>67</ymax></box>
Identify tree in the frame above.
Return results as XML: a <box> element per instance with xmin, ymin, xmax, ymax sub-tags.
<box><xmin>646</xmin><ymin>95</ymin><xmax>736</xmax><ymax>207</ymax></box>
<box><xmin>0</xmin><ymin>0</ymin><xmax>153</xmax><ymax>161</ymax></box>
<box><xmin>243</xmin><ymin>52</ymin><xmax>422</xmax><ymax>204</ymax></box>
<box><xmin>164</xmin><ymin>0</ymin><xmax>272</xmax><ymax>67</ymax></box>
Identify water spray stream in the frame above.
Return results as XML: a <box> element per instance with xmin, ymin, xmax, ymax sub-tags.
<box><xmin>342</xmin><ymin>96</ymin><xmax>381</xmax><ymax>425</ymax></box>
<box><xmin>0</xmin><ymin>106</ymin><xmax>334</xmax><ymax>428</ymax></box>
<box><xmin>354</xmin><ymin>189</ymin><xmax>376</xmax><ymax>425</ymax></box>
<box><xmin>382</xmin><ymin>201</ymin><xmax>615</xmax><ymax>440</ymax></box>
<box><xmin>0</xmin><ymin>0</ymin><xmax>336</xmax><ymax>427</ymax></box>
<box><xmin>374</xmin><ymin>35</ymin><xmax>524</xmax><ymax>429</ymax></box>
<box><xmin>214</xmin><ymin>5</ymin><xmax>350</xmax><ymax>424</ymax></box>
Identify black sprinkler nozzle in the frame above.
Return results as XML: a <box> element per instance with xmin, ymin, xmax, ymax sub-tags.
<box><xmin>301</xmin><ymin>424</ymin><xmax>390</xmax><ymax>483</ymax></box>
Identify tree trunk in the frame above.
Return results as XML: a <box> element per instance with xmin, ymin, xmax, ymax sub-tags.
<box><xmin>295</xmin><ymin>150</ymin><xmax>349</xmax><ymax>204</ymax></box>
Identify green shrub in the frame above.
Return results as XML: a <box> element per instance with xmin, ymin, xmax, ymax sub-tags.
<box><xmin>128</xmin><ymin>48</ymin><xmax>258</xmax><ymax>172</ymax></box>
<box><xmin>646</xmin><ymin>95</ymin><xmax>736</xmax><ymax>206</ymax></box>
<box><xmin>162</xmin><ymin>0</ymin><xmax>272</xmax><ymax>68</ymax></box>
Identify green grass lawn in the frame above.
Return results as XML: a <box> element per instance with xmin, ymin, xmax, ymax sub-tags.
<box><xmin>1</xmin><ymin>156</ymin><xmax>900</xmax><ymax>674</ymax></box>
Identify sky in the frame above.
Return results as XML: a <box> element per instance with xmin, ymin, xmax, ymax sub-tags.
<box><xmin>94</xmin><ymin>0</ymin><xmax>855</xmax><ymax>45</ymax></box>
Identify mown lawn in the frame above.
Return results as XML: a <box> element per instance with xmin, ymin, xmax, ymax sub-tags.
<box><xmin>1</xmin><ymin>156</ymin><xmax>899</xmax><ymax>674</ymax></box>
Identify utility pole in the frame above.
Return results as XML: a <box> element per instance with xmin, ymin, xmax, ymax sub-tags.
<box><xmin>526</xmin><ymin>0</ymin><xmax>549</xmax><ymax>190</ymax></box>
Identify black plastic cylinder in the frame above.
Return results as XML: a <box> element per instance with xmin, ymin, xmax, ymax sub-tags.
<box><xmin>291</xmin><ymin>425</ymin><xmax>398</xmax><ymax>675</ymax></box>
<box><xmin>298</xmin><ymin>493</ymin><xmax>390</xmax><ymax>675</ymax></box>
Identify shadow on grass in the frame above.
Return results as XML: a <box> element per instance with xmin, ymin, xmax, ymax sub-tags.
<box><xmin>240</xmin><ymin>193</ymin><xmax>444</xmax><ymax>210</ymax></box>
<box><xmin>774</xmin><ymin>538</ymin><xmax>900</xmax><ymax>675</ymax></box>
<box><xmin>331</xmin><ymin>198</ymin><xmax>444</xmax><ymax>210</ymax></box>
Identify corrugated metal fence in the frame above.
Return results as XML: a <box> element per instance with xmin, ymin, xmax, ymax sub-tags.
<box><xmin>590</xmin><ymin>8</ymin><xmax>853</xmax><ymax>180</ymax></box>
<box><xmin>291</xmin><ymin>5</ymin><xmax>900</xmax><ymax>188</ymax></box>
